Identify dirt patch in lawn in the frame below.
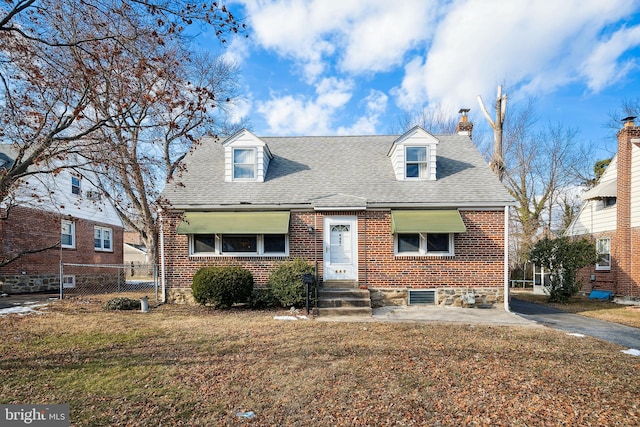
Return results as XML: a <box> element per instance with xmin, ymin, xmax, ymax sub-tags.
<box><xmin>1</xmin><ymin>298</ymin><xmax>639</xmax><ymax>426</ymax></box>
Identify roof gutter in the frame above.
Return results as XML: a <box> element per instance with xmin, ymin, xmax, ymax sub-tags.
<box><xmin>167</xmin><ymin>201</ymin><xmax>515</xmax><ymax>211</ymax></box>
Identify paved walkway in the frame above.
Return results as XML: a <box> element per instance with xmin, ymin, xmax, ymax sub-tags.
<box><xmin>511</xmin><ymin>298</ymin><xmax>640</xmax><ymax>349</ymax></box>
<box><xmin>317</xmin><ymin>304</ymin><xmax>540</xmax><ymax>327</ymax></box>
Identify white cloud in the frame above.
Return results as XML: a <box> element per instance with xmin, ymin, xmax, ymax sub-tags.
<box><xmin>220</xmin><ymin>36</ymin><xmax>251</xmax><ymax>66</ymax></box>
<box><xmin>240</xmin><ymin>0</ymin><xmax>440</xmax><ymax>82</ymax></box>
<box><xmin>256</xmin><ymin>77</ymin><xmax>353</xmax><ymax>135</ymax></box>
<box><xmin>394</xmin><ymin>0</ymin><xmax>639</xmax><ymax>111</ymax></box>
<box><xmin>337</xmin><ymin>90</ymin><xmax>388</xmax><ymax>135</ymax></box>
<box><xmin>580</xmin><ymin>25</ymin><xmax>640</xmax><ymax>92</ymax></box>
<box><xmin>235</xmin><ymin>0</ymin><xmax>640</xmax><ymax>135</ymax></box>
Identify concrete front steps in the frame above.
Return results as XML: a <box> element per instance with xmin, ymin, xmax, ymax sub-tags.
<box><xmin>316</xmin><ymin>281</ymin><xmax>372</xmax><ymax>317</ymax></box>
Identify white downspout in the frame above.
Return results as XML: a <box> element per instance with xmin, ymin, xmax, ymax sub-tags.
<box><xmin>504</xmin><ymin>205</ymin><xmax>510</xmax><ymax>311</ymax></box>
<box><xmin>158</xmin><ymin>208</ymin><xmax>167</xmax><ymax>303</ymax></box>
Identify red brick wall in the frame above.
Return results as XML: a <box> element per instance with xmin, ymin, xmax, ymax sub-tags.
<box><xmin>576</xmin><ymin>234</ymin><xmax>617</xmax><ymax>293</ymax></box>
<box><xmin>613</xmin><ymin>125</ymin><xmax>640</xmax><ymax>297</ymax></box>
<box><xmin>0</xmin><ymin>205</ymin><xmax>123</xmax><ymax>276</ymax></box>
<box><xmin>362</xmin><ymin>210</ymin><xmax>505</xmax><ymax>288</ymax></box>
<box><xmin>161</xmin><ymin>209</ymin><xmax>506</xmax><ymax>290</ymax></box>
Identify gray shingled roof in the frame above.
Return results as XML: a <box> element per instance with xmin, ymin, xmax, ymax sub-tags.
<box><xmin>162</xmin><ymin>133</ymin><xmax>513</xmax><ymax>209</ymax></box>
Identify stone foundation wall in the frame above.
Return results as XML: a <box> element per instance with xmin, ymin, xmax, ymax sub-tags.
<box><xmin>370</xmin><ymin>287</ymin><xmax>504</xmax><ymax>308</ymax></box>
<box><xmin>0</xmin><ymin>275</ymin><xmax>60</xmax><ymax>293</ymax></box>
<box><xmin>166</xmin><ymin>288</ymin><xmax>196</xmax><ymax>305</ymax></box>
<box><xmin>0</xmin><ymin>273</ymin><xmax>121</xmax><ymax>294</ymax></box>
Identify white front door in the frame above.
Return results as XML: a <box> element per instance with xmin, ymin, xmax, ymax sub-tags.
<box><xmin>323</xmin><ymin>216</ymin><xmax>358</xmax><ymax>281</ymax></box>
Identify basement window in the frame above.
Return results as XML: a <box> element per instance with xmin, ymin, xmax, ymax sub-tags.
<box><xmin>408</xmin><ymin>290</ymin><xmax>436</xmax><ymax>305</ymax></box>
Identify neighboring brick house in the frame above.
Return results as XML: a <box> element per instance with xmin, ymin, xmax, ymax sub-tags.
<box><xmin>565</xmin><ymin>118</ymin><xmax>640</xmax><ymax>298</ymax></box>
<box><xmin>0</xmin><ymin>147</ymin><xmax>123</xmax><ymax>293</ymax></box>
<box><xmin>160</xmin><ymin>113</ymin><xmax>514</xmax><ymax>312</ymax></box>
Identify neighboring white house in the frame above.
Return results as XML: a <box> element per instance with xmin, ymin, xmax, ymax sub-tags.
<box><xmin>0</xmin><ymin>147</ymin><xmax>124</xmax><ymax>293</ymax></box>
<box><xmin>565</xmin><ymin>118</ymin><xmax>640</xmax><ymax>297</ymax></box>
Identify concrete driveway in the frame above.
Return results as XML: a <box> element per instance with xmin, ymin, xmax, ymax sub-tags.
<box><xmin>511</xmin><ymin>297</ymin><xmax>640</xmax><ymax>349</ymax></box>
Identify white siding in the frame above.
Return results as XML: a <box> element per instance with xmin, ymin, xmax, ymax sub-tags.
<box><xmin>567</xmin><ymin>199</ymin><xmax>616</xmax><ymax>235</ymax></box>
<box><xmin>8</xmin><ymin>167</ymin><xmax>122</xmax><ymax>227</ymax></box>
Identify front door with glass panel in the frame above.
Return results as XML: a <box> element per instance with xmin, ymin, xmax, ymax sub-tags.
<box><xmin>323</xmin><ymin>216</ymin><xmax>358</xmax><ymax>281</ymax></box>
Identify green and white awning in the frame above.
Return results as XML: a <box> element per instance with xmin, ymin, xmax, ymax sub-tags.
<box><xmin>176</xmin><ymin>211</ymin><xmax>290</xmax><ymax>234</ymax></box>
<box><xmin>391</xmin><ymin>210</ymin><xmax>467</xmax><ymax>233</ymax></box>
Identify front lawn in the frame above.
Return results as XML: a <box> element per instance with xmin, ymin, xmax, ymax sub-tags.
<box><xmin>1</xmin><ymin>298</ymin><xmax>639</xmax><ymax>426</ymax></box>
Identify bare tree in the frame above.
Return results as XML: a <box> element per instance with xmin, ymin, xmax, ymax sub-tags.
<box><xmin>82</xmin><ymin>44</ymin><xmax>244</xmax><ymax>264</ymax></box>
<box><xmin>504</xmin><ymin>120</ymin><xmax>588</xmax><ymax>267</ymax></box>
<box><xmin>0</xmin><ymin>0</ymin><xmax>244</xmax><ymax>265</ymax></box>
<box><xmin>391</xmin><ymin>104</ymin><xmax>460</xmax><ymax>134</ymax></box>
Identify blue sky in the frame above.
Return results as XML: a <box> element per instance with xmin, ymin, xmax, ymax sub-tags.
<box><xmin>196</xmin><ymin>0</ymin><xmax>640</xmax><ymax>161</ymax></box>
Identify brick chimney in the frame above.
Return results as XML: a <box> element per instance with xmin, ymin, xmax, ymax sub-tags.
<box><xmin>614</xmin><ymin>116</ymin><xmax>640</xmax><ymax>296</ymax></box>
<box><xmin>455</xmin><ymin>108</ymin><xmax>473</xmax><ymax>137</ymax></box>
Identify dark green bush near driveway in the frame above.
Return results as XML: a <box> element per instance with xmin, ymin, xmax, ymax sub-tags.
<box><xmin>268</xmin><ymin>259</ymin><xmax>315</xmax><ymax>308</ymax></box>
<box><xmin>192</xmin><ymin>266</ymin><xmax>254</xmax><ymax>308</ymax></box>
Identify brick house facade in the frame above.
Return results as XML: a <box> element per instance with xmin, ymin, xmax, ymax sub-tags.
<box><xmin>0</xmin><ymin>151</ymin><xmax>124</xmax><ymax>294</ymax></box>
<box><xmin>567</xmin><ymin>119</ymin><xmax>640</xmax><ymax>298</ymax></box>
<box><xmin>160</xmin><ymin>118</ymin><xmax>514</xmax><ymax>310</ymax></box>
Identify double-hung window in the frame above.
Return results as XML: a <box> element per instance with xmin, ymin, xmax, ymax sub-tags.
<box><xmin>191</xmin><ymin>233</ymin><xmax>288</xmax><ymax>256</ymax></box>
<box><xmin>596</xmin><ymin>237</ymin><xmax>611</xmax><ymax>270</ymax></box>
<box><xmin>94</xmin><ymin>226</ymin><xmax>113</xmax><ymax>252</ymax></box>
<box><xmin>71</xmin><ymin>176</ymin><xmax>81</xmax><ymax>195</ymax></box>
<box><xmin>233</xmin><ymin>148</ymin><xmax>256</xmax><ymax>180</ymax></box>
<box><xmin>405</xmin><ymin>146</ymin><xmax>428</xmax><ymax>179</ymax></box>
<box><xmin>61</xmin><ymin>220</ymin><xmax>75</xmax><ymax>249</ymax></box>
<box><xmin>397</xmin><ymin>233</ymin><xmax>453</xmax><ymax>256</ymax></box>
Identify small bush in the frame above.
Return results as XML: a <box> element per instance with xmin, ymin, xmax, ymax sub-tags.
<box><xmin>192</xmin><ymin>265</ymin><xmax>254</xmax><ymax>308</ymax></box>
<box><xmin>268</xmin><ymin>259</ymin><xmax>315</xmax><ymax>308</ymax></box>
<box><xmin>104</xmin><ymin>297</ymin><xmax>141</xmax><ymax>311</ymax></box>
<box><xmin>249</xmin><ymin>288</ymin><xmax>279</xmax><ymax>309</ymax></box>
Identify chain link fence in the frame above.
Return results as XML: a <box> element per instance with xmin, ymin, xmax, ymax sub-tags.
<box><xmin>60</xmin><ymin>263</ymin><xmax>159</xmax><ymax>301</ymax></box>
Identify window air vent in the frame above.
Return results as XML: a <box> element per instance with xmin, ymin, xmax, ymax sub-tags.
<box><xmin>408</xmin><ymin>290</ymin><xmax>436</xmax><ymax>305</ymax></box>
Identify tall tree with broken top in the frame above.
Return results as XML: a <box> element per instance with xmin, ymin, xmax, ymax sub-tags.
<box><xmin>478</xmin><ymin>85</ymin><xmax>507</xmax><ymax>181</ymax></box>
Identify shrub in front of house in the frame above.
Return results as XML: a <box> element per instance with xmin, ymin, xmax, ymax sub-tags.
<box><xmin>249</xmin><ymin>287</ymin><xmax>279</xmax><ymax>309</ymax></box>
<box><xmin>104</xmin><ymin>297</ymin><xmax>141</xmax><ymax>311</ymax></box>
<box><xmin>191</xmin><ymin>265</ymin><xmax>254</xmax><ymax>308</ymax></box>
<box><xmin>268</xmin><ymin>258</ymin><xmax>315</xmax><ymax>308</ymax></box>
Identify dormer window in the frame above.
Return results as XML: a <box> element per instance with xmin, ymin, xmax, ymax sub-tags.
<box><xmin>388</xmin><ymin>126</ymin><xmax>438</xmax><ymax>181</ymax></box>
<box><xmin>405</xmin><ymin>146</ymin><xmax>428</xmax><ymax>179</ymax></box>
<box><xmin>233</xmin><ymin>148</ymin><xmax>256</xmax><ymax>180</ymax></box>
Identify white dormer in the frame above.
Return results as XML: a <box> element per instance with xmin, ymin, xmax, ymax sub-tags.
<box><xmin>388</xmin><ymin>126</ymin><xmax>439</xmax><ymax>181</ymax></box>
<box><xmin>223</xmin><ymin>129</ymin><xmax>273</xmax><ymax>182</ymax></box>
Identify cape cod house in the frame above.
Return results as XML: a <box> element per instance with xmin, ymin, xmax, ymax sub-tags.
<box><xmin>0</xmin><ymin>147</ymin><xmax>123</xmax><ymax>294</ymax></box>
<box><xmin>159</xmin><ymin>113</ymin><xmax>514</xmax><ymax>313</ymax></box>
<box><xmin>565</xmin><ymin>117</ymin><xmax>640</xmax><ymax>298</ymax></box>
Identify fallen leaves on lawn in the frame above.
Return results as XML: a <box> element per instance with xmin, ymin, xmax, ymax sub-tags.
<box><xmin>0</xmin><ymin>301</ymin><xmax>638</xmax><ymax>426</ymax></box>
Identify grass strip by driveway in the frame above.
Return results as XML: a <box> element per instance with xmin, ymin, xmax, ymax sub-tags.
<box><xmin>1</xmin><ymin>299</ymin><xmax>639</xmax><ymax>426</ymax></box>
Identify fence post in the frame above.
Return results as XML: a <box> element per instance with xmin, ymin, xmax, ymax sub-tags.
<box><xmin>154</xmin><ymin>264</ymin><xmax>159</xmax><ymax>302</ymax></box>
<box><xmin>59</xmin><ymin>260</ymin><xmax>64</xmax><ymax>300</ymax></box>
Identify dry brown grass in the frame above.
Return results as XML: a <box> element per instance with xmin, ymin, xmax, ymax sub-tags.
<box><xmin>1</xmin><ymin>298</ymin><xmax>639</xmax><ymax>426</ymax></box>
<box><xmin>512</xmin><ymin>290</ymin><xmax>640</xmax><ymax>329</ymax></box>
